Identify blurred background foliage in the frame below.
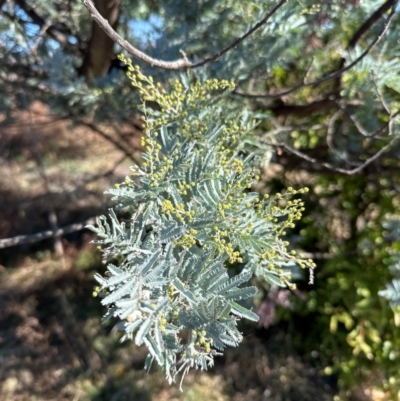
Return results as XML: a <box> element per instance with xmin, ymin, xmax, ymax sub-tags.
<box><xmin>1</xmin><ymin>0</ymin><xmax>400</xmax><ymax>400</ymax></box>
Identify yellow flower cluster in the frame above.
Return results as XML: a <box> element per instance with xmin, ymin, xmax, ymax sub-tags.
<box><xmin>177</xmin><ymin>180</ymin><xmax>195</xmax><ymax>196</ymax></box>
<box><xmin>93</xmin><ymin>281</ymin><xmax>130</xmax><ymax>298</ymax></box>
<box><xmin>139</xmin><ymin>135</ymin><xmax>174</xmax><ymax>186</ymax></box>
<box><xmin>220</xmin><ymin>126</ymin><xmax>241</xmax><ymax>146</ymax></box>
<box><xmin>211</xmin><ymin>226</ymin><xmax>243</xmax><ymax>263</ymax></box>
<box><xmin>174</xmin><ymin>233</ymin><xmax>197</xmax><ymax>248</ymax></box>
<box><xmin>167</xmin><ymin>285</ymin><xmax>175</xmax><ymax>301</ymax></box>
<box><xmin>92</xmin><ymin>285</ymin><xmax>101</xmax><ymax>297</ymax></box>
<box><xmin>231</xmin><ymin>158</ymin><xmax>244</xmax><ymax>174</ymax></box>
<box><xmin>160</xmin><ymin>316</ymin><xmax>167</xmax><ymax>332</ymax></box>
<box><xmin>161</xmin><ymin>200</ymin><xmax>196</xmax><ymax>223</ymax></box>
<box><xmin>160</xmin><ymin>200</ymin><xmax>198</xmax><ymax>248</ymax></box>
<box><xmin>241</xmin><ymin>186</ymin><xmax>317</xmax><ymax>275</ymax></box>
<box><xmin>272</xmin><ymin>187</ymin><xmax>309</xmax><ymax>235</ymax></box>
<box><xmin>218</xmin><ymin>153</ymin><xmax>249</xmax><ymax>176</ymax></box>
<box><xmin>171</xmin><ymin>309</ymin><xmax>179</xmax><ymax>320</ymax></box>
<box><xmin>118</xmin><ymin>54</ymin><xmax>234</xmax><ymax>133</ymax></box>
<box><xmin>193</xmin><ymin>329</ymin><xmax>213</xmax><ymax>354</ymax></box>
<box><xmin>217</xmin><ymin>201</ymin><xmax>233</xmax><ymax>218</ymax></box>
<box><xmin>300</xmin><ymin>3</ymin><xmax>321</xmax><ymax>16</ymax></box>
<box><xmin>237</xmin><ymin>221</ymin><xmax>255</xmax><ymax>235</ymax></box>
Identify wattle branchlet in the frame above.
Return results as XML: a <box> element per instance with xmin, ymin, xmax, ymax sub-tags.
<box><xmin>89</xmin><ymin>58</ymin><xmax>314</xmax><ymax>387</ymax></box>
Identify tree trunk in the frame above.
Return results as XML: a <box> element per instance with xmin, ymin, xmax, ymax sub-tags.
<box><xmin>78</xmin><ymin>0</ymin><xmax>120</xmax><ymax>78</ymax></box>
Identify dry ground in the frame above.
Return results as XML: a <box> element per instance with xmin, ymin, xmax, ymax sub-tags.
<box><xmin>0</xmin><ymin>246</ymin><xmax>338</xmax><ymax>401</ymax></box>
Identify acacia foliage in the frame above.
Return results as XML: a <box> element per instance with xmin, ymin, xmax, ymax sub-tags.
<box><xmin>88</xmin><ymin>60</ymin><xmax>313</xmax><ymax>384</ymax></box>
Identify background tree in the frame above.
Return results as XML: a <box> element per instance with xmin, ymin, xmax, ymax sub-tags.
<box><xmin>1</xmin><ymin>0</ymin><xmax>400</xmax><ymax>399</ymax></box>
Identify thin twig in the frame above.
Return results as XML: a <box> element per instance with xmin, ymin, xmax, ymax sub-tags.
<box><xmin>190</xmin><ymin>0</ymin><xmax>288</xmax><ymax>68</ymax></box>
<box><xmin>80</xmin><ymin>0</ymin><xmax>188</xmax><ymax>69</ymax></box>
<box><xmin>338</xmin><ymin>105</ymin><xmax>397</xmax><ymax>141</ymax></box>
<box><xmin>268</xmin><ymin>97</ymin><xmax>337</xmax><ymax>117</ymax></box>
<box><xmin>0</xmin><ymin>217</ymin><xmax>96</xmax><ymax>249</ymax></box>
<box><xmin>374</xmin><ymin>78</ymin><xmax>392</xmax><ymax>118</ymax></box>
<box><xmin>267</xmin><ymin>134</ymin><xmax>399</xmax><ymax>175</ymax></box>
<box><xmin>303</xmin><ymin>57</ymin><xmax>315</xmax><ymax>84</ymax></box>
<box><xmin>234</xmin><ymin>0</ymin><xmax>398</xmax><ymax>99</ymax></box>
<box><xmin>81</xmin><ymin>0</ymin><xmax>287</xmax><ymax>70</ymax></box>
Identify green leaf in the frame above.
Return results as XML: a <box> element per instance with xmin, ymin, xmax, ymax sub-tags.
<box><xmin>105</xmin><ymin>271</ymin><xmax>131</xmax><ymax>288</ymax></box>
<box><xmin>213</xmin><ymin>270</ymin><xmax>252</xmax><ymax>294</ymax></box>
<box><xmin>262</xmin><ymin>271</ymin><xmax>285</xmax><ymax>287</ymax></box>
<box><xmin>135</xmin><ymin>318</ymin><xmax>153</xmax><ymax>346</ymax></box>
<box><xmin>140</xmin><ymin>250</ymin><xmax>161</xmax><ymax>275</ymax></box>
<box><xmin>101</xmin><ymin>280</ymin><xmax>135</xmax><ymax>305</ymax></box>
<box><xmin>144</xmin><ymin>335</ymin><xmax>164</xmax><ymax>365</ymax></box>
<box><xmin>229</xmin><ymin>301</ymin><xmax>259</xmax><ymax>322</ymax></box>
<box><xmin>225</xmin><ymin>286</ymin><xmax>258</xmax><ymax>301</ymax></box>
<box><xmin>173</xmin><ymin>278</ymin><xmax>197</xmax><ymax>303</ymax></box>
<box><xmin>160</xmin><ymin>225</ymin><xmax>185</xmax><ymax>243</ymax></box>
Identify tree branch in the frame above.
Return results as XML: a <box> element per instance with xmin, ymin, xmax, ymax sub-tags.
<box><xmin>81</xmin><ymin>0</ymin><xmax>188</xmax><ymax>69</ymax></box>
<box><xmin>266</xmin><ymin>97</ymin><xmax>364</xmax><ymax>117</ymax></box>
<box><xmin>0</xmin><ymin>217</ymin><xmax>96</xmax><ymax>249</ymax></box>
<box><xmin>234</xmin><ymin>0</ymin><xmax>398</xmax><ymax>99</ymax></box>
<box><xmin>267</xmin><ymin>134</ymin><xmax>399</xmax><ymax>175</ymax></box>
<box><xmin>81</xmin><ymin>0</ymin><xmax>287</xmax><ymax>70</ymax></box>
<box><xmin>269</xmin><ymin>98</ymin><xmax>337</xmax><ymax>117</ymax></box>
<box><xmin>189</xmin><ymin>0</ymin><xmax>288</xmax><ymax>68</ymax></box>
<box><xmin>300</xmin><ymin>250</ymin><xmax>357</xmax><ymax>260</ymax></box>
<box><xmin>348</xmin><ymin>0</ymin><xmax>396</xmax><ymax>50</ymax></box>
<box><xmin>331</xmin><ymin>0</ymin><xmax>397</xmax><ymax>95</ymax></box>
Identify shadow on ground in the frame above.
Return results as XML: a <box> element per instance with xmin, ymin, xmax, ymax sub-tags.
<box><xmin>0</xmin><ymin>245</ymin><xmax>337</xmax><ymax>401</ymax></box>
